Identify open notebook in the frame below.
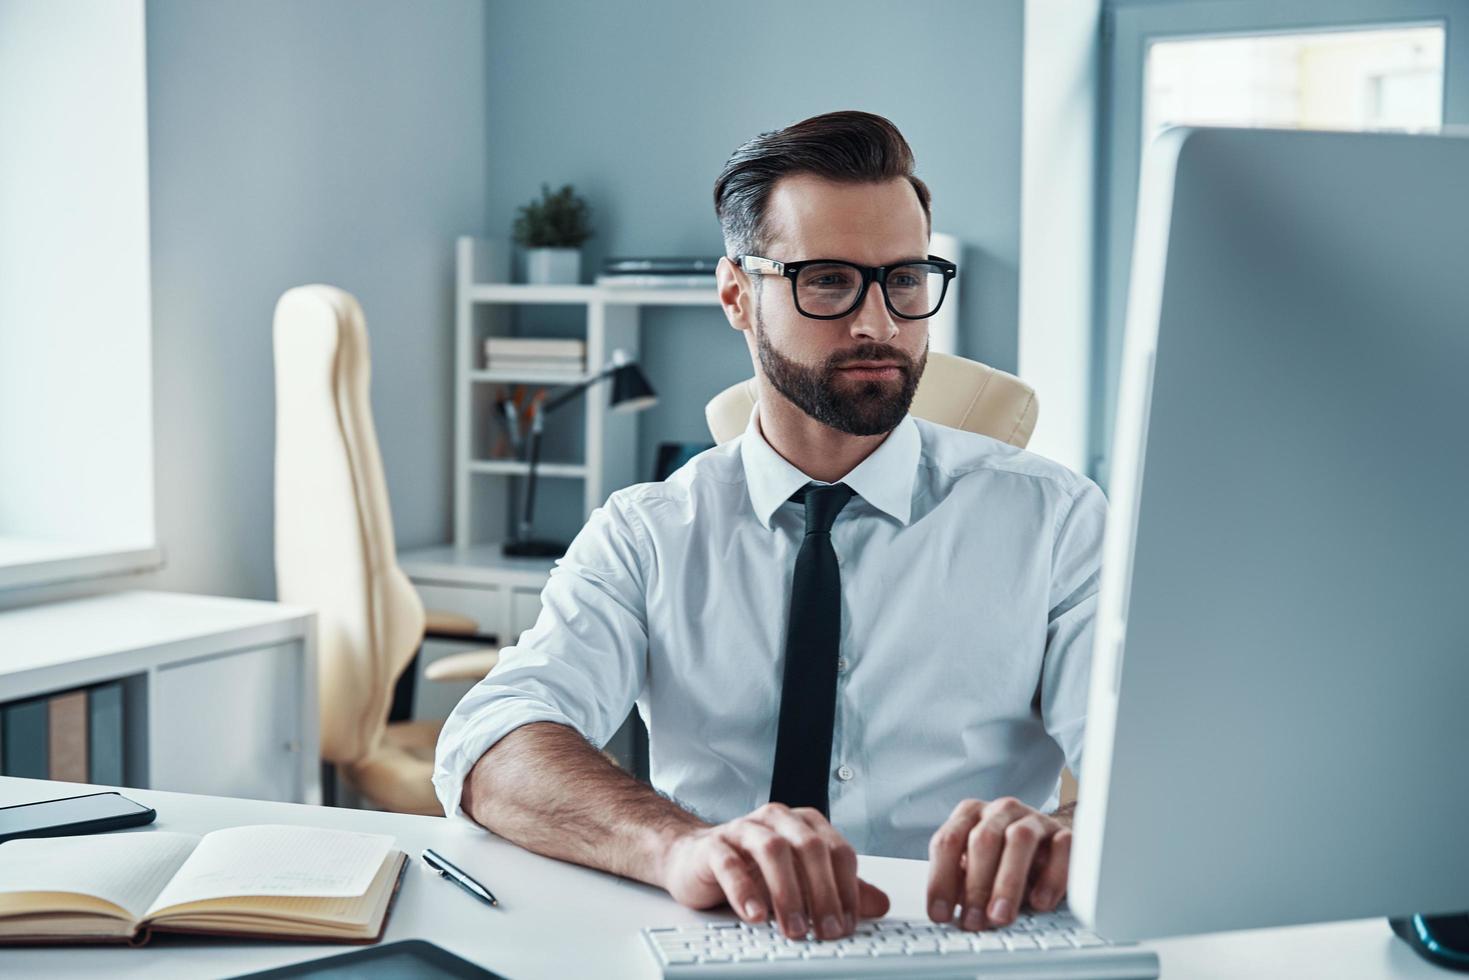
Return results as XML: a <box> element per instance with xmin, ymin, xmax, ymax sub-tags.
<box><xmin>0</xmin><ymin>824</ymin><xmax>406</xmax><ymax>946</ymax></box>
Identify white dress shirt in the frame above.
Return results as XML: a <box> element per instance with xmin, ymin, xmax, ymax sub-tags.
<box><xmin>433</xmin><ymin>408</ymin><xmax>1107</xmax><ymax>859</ymax></box>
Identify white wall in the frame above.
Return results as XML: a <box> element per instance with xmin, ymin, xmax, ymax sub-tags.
<box><xmin>0</xmin><ymin>0</ymin><xmax>154</xmax><ymax>553</ymax></box>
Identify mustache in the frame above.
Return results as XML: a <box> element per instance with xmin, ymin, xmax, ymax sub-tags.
<box><xmin>824</xmin><ymin>343</ymin><xmax>915</xmax><ymax>372</ymax></box>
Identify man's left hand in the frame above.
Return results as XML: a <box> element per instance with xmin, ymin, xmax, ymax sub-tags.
<box><xmin>924</xmin><ymin>797</ymin><xmax>1071</xmax><ymax>930</ymax></box>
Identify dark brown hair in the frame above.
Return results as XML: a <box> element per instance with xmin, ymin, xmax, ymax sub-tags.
<box><xmin>713</xmin><ymin>110</ymin><xmax>932</xmax><ymax>259</ymax></box>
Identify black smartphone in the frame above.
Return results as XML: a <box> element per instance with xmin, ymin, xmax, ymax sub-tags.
<box><xmin>0</xmin><ymin>791</ymin><xmax>156</xmax><ymax>844</ymax></box>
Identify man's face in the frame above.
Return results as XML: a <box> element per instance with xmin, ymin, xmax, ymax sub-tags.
<box><xmin>746</xmin><ymin>174</ymin><xmax>931</xmax><ymax>437</ymax></box>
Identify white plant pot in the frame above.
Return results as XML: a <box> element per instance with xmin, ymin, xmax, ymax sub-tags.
<box><xmin>525</xmin><ymin>247</ymin><xmax>581</xmax><ymax>285</ymax></box>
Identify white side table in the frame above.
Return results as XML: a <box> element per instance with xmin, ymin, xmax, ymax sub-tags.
<box><xmin>0</xmin><ymin>590</ymin><xmax>318</xmax><ymax>803</ymax></box>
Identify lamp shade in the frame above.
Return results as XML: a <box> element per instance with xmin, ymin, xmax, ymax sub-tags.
<box><xmin>609</xmin><ymin>362</ymin><xmax>657</xmax><ymax>413</ymax></box>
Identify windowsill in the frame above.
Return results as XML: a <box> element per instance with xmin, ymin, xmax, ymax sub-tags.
<box><xmin>0</xmin><ymin>538</ymin><xmax>163</xmax><ymax>592</ymax></box>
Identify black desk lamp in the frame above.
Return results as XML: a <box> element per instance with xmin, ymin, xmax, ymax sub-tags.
<box><xmin>503</xmin><ymin>349</ymin><xmax>657</xmax><ymax>558</ymax></box>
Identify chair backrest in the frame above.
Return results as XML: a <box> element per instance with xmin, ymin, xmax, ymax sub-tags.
<box><xmin>273</xmin><ymin>285</ymin><xmax>425</xmax><ymax>767</ymax></box>
<box><xmin>704</xmin><ymin>350</ymin><xmax>1039</xmax><ymax>447</ymax></box>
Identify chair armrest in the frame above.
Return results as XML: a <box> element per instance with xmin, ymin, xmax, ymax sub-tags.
<box><xmin>424</xmin><ymin>648</ymin><xmax>501</xmax><ymax>683</ymax></box>
<box><xmin>425</xmin><ymin>608</ymin><xmax>477</xmax><ymax>635</ymax></box>
<box><xmin>423</xmin><ymin>608</ymin><xmax>498</xmax><ymax>646</ymax></box>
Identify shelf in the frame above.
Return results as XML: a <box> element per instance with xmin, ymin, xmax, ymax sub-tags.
<box><xmin>398</xmin><ymin>544</ymin><xmax>558</xmax><ymax>587</ymax></box>
<box><xmin>469</xmin><ymin>369</ymin><xmax>591</xmax><ymax>386</ymax></box>
<box><xmin>469</xmin><ymin>459</ymin><xmax>587</xmax><ymax>479</ymax></box>
<box><xmin>466</xmin><ymin>283</ymin><xmax>720</xmax><ymax>307</ymax></box>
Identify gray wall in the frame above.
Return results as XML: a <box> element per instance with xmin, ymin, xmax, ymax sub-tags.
<box><xmin>484</xmin><ymin>0</ymin><xmax>1025</xmax><ymax>480</ymax></box>
<box><xmin>143</xmin><ymin>0</ymin><xmax>488</xmax><ymax>598</ymax></box>
<box><xmin>74</xmin><ymin>0</ymin><xmax>1023</xmax><ymax>601</ymax></box>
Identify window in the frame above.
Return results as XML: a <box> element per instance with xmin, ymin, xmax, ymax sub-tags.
<box><xmin>1146</xmin><ymin>28</ymin><xmax>1444</xmax><ymax>144</ymax></box>
<box><xmin>1094</xmin><ymin>2</ymin><xmax>1466</xmax><ymax>487</ymax></box>
<box><xmin>0</xmin><ymin>0</ymin><xmax>158</xmax><ymax>591</ymax></box>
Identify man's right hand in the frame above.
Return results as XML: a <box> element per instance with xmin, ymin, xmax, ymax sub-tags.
<box><xmin>658</xmin><ymin>802</ymin><xmax>890</xmax><ymax>940</ymax></box>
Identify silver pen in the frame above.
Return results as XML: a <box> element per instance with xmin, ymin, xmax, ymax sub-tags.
<box><xmin>423</xmin><ymin>848</ymin><xmax>500</xmax><ymax>907</ymax></box>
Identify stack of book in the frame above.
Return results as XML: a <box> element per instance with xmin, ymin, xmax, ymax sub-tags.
<box><xmin>596</xmin><ymin>256</ymin><xmax>720</xmax><ymax>289</ymax></box>
<box><xmin>483</xmin><ymin>337</ymin><xmax>586</xmax><ymax>378</ymax></box>
<box><xmin>1</xmin><ymin>681</ymin><xmax>126</xmax><ymax>785</ymax></box>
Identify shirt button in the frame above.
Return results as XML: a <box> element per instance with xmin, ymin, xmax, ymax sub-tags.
<box><xmin>837</xmin><ymin>657</ymin><xmax>850</xmax><ymax>673</ymax></box>
<box><xmin>836</xmin><ymin>765</ymin><xmax>855</xmax><ymax>781</ymax></box>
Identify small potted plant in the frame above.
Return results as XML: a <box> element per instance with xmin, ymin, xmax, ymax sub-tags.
<box><xmin>513</xmin><ymin>183</ymin><xmax>593</xmax><ymax>284</ymax></box>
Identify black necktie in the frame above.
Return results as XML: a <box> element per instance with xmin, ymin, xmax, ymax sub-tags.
<box><xmin>769</xmin><ymin>482</ymin><xmax>855</xmax><ymax>816</ymax></box>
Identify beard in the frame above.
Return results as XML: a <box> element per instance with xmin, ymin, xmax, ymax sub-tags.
<box><xmin>756</xmin><ymin>308</ymin><xmax>926</xmax><ymax>437</ymax></box>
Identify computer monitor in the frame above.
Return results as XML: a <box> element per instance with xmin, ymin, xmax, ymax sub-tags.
<box><xmin>1069</xmin><ymin>127</ymin><xmax>1469</xmax><ymax>941</ymax></box>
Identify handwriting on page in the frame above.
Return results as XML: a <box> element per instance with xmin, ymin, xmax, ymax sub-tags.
<box><xmin>145</xmin><ymin>824</ymin><xmax>394</xmax><ymax>914</ymax></box>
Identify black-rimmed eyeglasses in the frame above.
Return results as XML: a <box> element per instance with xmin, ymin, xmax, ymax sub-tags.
<box><xmin>738</xmin><ymin>254</ymin><xmax>957</xmax><ymax>320</ymax></box>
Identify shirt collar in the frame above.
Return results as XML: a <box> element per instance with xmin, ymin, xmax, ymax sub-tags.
<box><xmin>740</xmin><ymin>405</ymin><xmax>919</xmax><ymax>529</ymax></box>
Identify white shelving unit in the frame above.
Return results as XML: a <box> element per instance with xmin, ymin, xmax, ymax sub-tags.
<box><xmin>452</xmin><ymin>236</ymin><xmax>721</xmax><ymax>548</ymax></box>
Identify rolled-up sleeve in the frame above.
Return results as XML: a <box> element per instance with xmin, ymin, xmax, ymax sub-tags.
<box><xmin>432</xmin><ymin>490</ymin><xmax>651</xmax><ymax>820</ymax></box>
<box><xmin>1039</xmin><ymin>479</ymin><xmax>1107</xmax><ymax>777</ymax></box>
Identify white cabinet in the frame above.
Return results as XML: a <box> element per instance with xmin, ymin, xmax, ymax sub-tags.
<box><xmin>0</xmin><ymin>591</ymin><xmax>318</xmax><ymax>803</ymax></box>
<box><xmin>149</xmin><ymin>643</ymin><xmax>305</xmax><ymax>803</ymax></box>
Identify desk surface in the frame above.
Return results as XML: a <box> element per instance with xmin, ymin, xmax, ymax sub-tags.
<box><xmin>0</xmin><ymin>777</ymin><xmax>1439</xmax><ymax>979</ymax></box>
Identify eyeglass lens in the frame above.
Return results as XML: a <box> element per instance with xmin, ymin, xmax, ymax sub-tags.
<box><xmin>794</xmin><ymin>262</ymin><xmax>947</xmax><ymax>318</ymax></box>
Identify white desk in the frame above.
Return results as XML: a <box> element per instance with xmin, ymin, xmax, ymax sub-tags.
<box><xmin>0</xmin><ymin>591</ymin><xmax>318</xmax><ymax>804</ymax></box>
<box><xmin>0</xmin><ymin>776</ymin><xmax>1440</xmax><ymax>979</ymax></box>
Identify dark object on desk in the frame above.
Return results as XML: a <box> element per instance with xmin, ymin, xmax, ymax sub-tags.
<box><xmin>423</xmin><ymin>848</ymin><xmax>499</xmax><ymax>907</ymax></box>
<box><xmin>1392</xmin><ymin>913</ymin><xmax>1469</xmax><ymax>972</ymax></box>
<box><xmin>228</xmin><ymin>939</ymin><xmax>506</xmax><ymax>979</ymax></box>
<box><xmin>503</xmin><ymin>349</ymin><xmax>657</xmax><ymax>558</ymax></box>
<box><xmin>0</xmin><ymin>791</ymin><xmax>154</xmax><ymax>844</ymax></box>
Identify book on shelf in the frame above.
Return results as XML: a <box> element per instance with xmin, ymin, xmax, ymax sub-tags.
<box><xmin>1</xmin><ymin>699</ymin><xmax>47</xmax><ymax>779</ymax></box>
<box><xmin>483</xmin><ymin>360</ymin><xmax>587</xmax><ymax>377</ymax></box>
<box><xmin>594</xmin><ymin>273</ymin><xmax>717</xmax><ymax>289</ymax></box>
<box><xmin>87</xmin><ymin>681</ymin><xmax>125</xmax><ymax>785</ymax></box>
<box><xmin>2</xmin><ymin>683</ymin><xmax>126</xmax><ymax>783</ymax></box>
<box><xmin>0</xmin><ymin>824</ymin><xmax>406</xmax><ymax>946</ymax></box>
<box><xmin>46</xmin><ymin>690</ymin><xmax>88</xmax><ymax>783</ymax></box>
<box><xmin>602</xmin><ymin>256</ymin><xmax>722</xmax><ymax>275</ymax></box>
<box><xmin>483</xmin><ymin>337</ymin><xmax>585</xmax><ymax>358</ymax></box>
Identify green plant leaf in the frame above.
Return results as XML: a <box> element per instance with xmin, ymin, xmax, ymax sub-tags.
<box><xmin>512</xmin><ymin>182</ymin><xmax>594</xmax><ymax>248</ymax></box>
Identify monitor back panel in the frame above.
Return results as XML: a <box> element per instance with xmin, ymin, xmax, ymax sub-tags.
<box><xmin>1072</xmin><ymin>127</ymin><xmax>1469</xmax><ymax>939</ymax></box>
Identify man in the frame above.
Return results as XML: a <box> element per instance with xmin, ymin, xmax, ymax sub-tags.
<box><xmin>433</xmin><ymin>111</ymin><xmax>1106</xmax><ymax>943</ymax></box>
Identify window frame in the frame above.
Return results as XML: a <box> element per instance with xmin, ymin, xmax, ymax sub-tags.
<box><xmin>1092</xmin><ymin>0</ymin><xmax>1469</xmax><ymax>487</ymax></box>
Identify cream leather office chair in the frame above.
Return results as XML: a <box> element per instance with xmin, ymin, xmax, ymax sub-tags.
<box><xmin>273</xmin><ymin>285</ymin><xmax>500</xmax><ymax>815</ymax></box>
<box><xmin>704</xmin><ymin>350</ymin><xmax>1038</xmax><ymax>446</ymax></box>
<box><xmin>705</xmin><ymin>352</ymin><xmax>1080</xmax><ymax>805</ymax></box>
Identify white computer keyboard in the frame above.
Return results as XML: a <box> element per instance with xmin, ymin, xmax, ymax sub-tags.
<box><xmin>642</xmin><ymin>908</ymin><xmax>1159</xmax><ymax>978</ymax></box>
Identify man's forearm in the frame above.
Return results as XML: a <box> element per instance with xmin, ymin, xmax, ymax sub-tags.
<box><xmin>459</xmin><ymin>721</ymin><xmax>708</xmax><ymax>887</ymax></box>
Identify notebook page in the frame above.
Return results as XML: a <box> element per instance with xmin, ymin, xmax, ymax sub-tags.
<box><xmin>144</xmin><ymin>824</ymin><xmax>394</xmax><ymax>917</ymax></box>
<box><xmin>0</xmin><ymin>832</ymin><xmax>199</xmax><ymax>920</ymax></box>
